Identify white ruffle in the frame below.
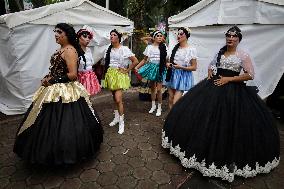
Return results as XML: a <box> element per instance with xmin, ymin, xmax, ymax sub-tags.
<box><xmin>161</xmin><ymin>130</ymin><xmax>280</xmax><ymax>182</ymax></box>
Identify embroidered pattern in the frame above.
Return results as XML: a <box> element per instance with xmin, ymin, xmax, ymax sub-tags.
<box><xmin>161</xmin><ymin>131</ymin><xmax>280</xmax><ymax>182</ymax></box>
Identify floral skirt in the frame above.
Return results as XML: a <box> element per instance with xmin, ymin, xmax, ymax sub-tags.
<box><xmin>78</xmin><ymin>71</ymin><xmax>101</xmax><ymax>95</ymax></box>
<box><xmin>103</xmin><ymin>67</ymin><xmax>131</xmax><ymax>91</ymax></box>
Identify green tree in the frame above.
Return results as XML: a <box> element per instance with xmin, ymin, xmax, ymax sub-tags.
<box><xmin>7</xmin><ymin>0</ymin><xmax>24</xmax><ymax>12</ymax></box>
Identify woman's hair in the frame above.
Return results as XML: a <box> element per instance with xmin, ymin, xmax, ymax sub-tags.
<box><xmin>226</xmin><ymin>25</ymin><xmax>242</xmax><ymax>42</ymax></box>
<box><xmin>158</xmin><ymin>43</ymin><xmax>167</xmax><ymax>80</ymax></box>
<box><xmin>104</xmin><ymin>44</ymin><xmax>113</xmax><ymax>74</ymax></box>
<box><xmin>55</xmin><ymin>23</ymin><xmax>86</xmax><ymax>64</ymax></box>
<box><xmin>215</xmin><ymin>26</ymin><xmax>243</xmax><ymax>66</ymax></box>
<box><xmin>216</xmin><ymin>45</ymin><xmax>227</xmax><ymax>66</ymax></box>
<box><xmin>110</xmin><ymin>29</ymin><xmax>122</xmax><ymax>42</ymax></box>
<box><xmin>178</xmin><ymin>27</ymin><xmax>190</xmax><ymax>39</ymax></box>
<box><xmin>76</xmin><ymin>28</ymin><xmax>93</xmax><ymax>39</ymax></box>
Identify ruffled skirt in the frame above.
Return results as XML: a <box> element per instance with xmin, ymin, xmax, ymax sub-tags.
<box><xmin>78</xmin><ymin>71</ymin><xmax>101</xmax><ymax>95</ymax></box>
<box><xmin>103</xmin><ymin>67</ymin><xmax>131</xmax><ymax>91</ymax></box>
<box><xmin>138</xmin><ymin>62</ymin><xmax>166</xmax><ymax>82</ymax></box>
<box><xmin>166</xmin><ymin>69</ymin><xmax>193</xmax><ymax>91</ymax></box>
<box><xmin>13</xmin><ymin>81</ymin><xmax>103</xmax><ymax>165</ymax></box>
<box><xmin>162</xmin><ymin>69</ymin><xmax>280</xmax><ymax>182</ymax></box>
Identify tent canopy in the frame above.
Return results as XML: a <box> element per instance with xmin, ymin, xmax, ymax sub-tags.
<box><xmin>0</xmin><ymin>0</ymin><xmax>133</xmax><ymax>115</ymax></box>
<box><xmin>168</xmin><ymin>0</ymin><xmax>284</xmax><ymax>27</ymax></box>
<box><xmin>168</xmin><ymin>0</ymin><xmax>284</xmax><ymax>99</ymax></box>
<box><xmin>0</xmin><ymin>0</ymin><xmax>133</xmax><ymax>28</ymax></box>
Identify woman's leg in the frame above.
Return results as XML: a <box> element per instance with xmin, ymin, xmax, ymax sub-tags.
<box><xmin>109</xmin><ymin>91</ymin><xmax>120</xmax><ymax>126</ymax></box>
<box><xmin>168</xmin><ymin>88</ymin><xmax>175</xmax><ymax>110</ymax></box>
<box><xmin>173</xmin><ymin>90</ymin><xmax>183</xmax><ymax>105</ymax></box>
<box><xmin>156</xmin><ymin>82</ymin><xmax>163</xmax><ymax>116</ymax></box>
<box><xmin>114</xmin><ymin>89</ymin><xmax>125</xmax><ymax>134</ymax></box>
<box><xmin>149</xmin><ymin>81</ymin><xmax>157</xmax><ymax>113</ymax></box>
<box><xmin>114</xmin><ymin>89</ymin><xmax>123</xmax><ymax>116</ymax></box>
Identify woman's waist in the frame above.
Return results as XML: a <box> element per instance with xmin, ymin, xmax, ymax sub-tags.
<box><xmin>78</xmin><ymin>70</ymin><xmax>94</xmax><ymax>74</ymax></box>
<box><xmin>216</xmin><ymin>68</ymin><xmax>240</xmax><ymax>77</ymax></box>
<box><xmin>148</xmin><ymin>59</ymin><xmax>160</xmax><ymax>64</ymax></box>
<box><xmin>109</xmin><ymin>64</ymin><xmax>127</xmax><ymax>69</ymax></box>
<box><xmin>34</xmin><ymin>81</ymin><xmax>90</xmax><ymax>103</ymax></box>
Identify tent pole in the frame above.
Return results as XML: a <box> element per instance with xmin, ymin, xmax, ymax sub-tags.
<box><xmin>106</xmin><ymin>0</ymin><xmax>109</xmax><ymax>9</ymax></box>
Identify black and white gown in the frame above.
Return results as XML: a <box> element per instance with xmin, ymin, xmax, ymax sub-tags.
<box><xmin>162</xmin><ymin>50</ymin><xmax>280</xmax><ymax>182</ymax></box>
<box><xmin>13</xmin><ymin>51</ymin><xmax>103</xmax><ymax>165</ymax></box>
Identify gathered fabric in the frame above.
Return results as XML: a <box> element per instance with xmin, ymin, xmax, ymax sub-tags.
<box><xmin>78</xmin><ymin>70</ymin><xmax>101</xmax><ymax>95</ymax></box>
<box><xmin>138</xmin><ymin>62</ymin><xmax>166</xmax><ymax>82</ymax></box>
<box><xmin>103</xmin><ymin>67</ymin><xmax>131</xmax><ymax>91</ymax></box>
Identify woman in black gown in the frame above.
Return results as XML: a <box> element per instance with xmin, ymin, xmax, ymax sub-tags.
<box><xmin>162</xmin><ymin>26</ymin><xmax>280</xmax><ymax>182</ymax></box>
<box><xmin>13</xmin><ymin>23</ymin><xmax>103</xmax><ymax>165</ymax></box>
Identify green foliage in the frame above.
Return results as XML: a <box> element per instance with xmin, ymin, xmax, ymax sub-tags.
<box><xmin>8</xmin><ymin>0</ymin><xmax>24</xmax><ymax>12</ymax></box>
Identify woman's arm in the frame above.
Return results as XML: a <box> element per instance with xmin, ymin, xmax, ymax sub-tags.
<box><xmin>126</xmin><ymin>56</ymin><xmax>139</xmax><ymax>72</ymax></box>
<box><xmin>214</xmin><ymin>73</ymin><xmax>252</xmax><ymax>86</ymax></box>
<box><xmin>173</xmin><ymin>59</ymin><xmax>197</xmax><ymax>71</ymax></box>
<box><xmin>62</xmin><ymin>47</ymin><xmax>78</xmax><ymax>80</ymax></box>
<box><xmin>135</xmin><ymin>56</ymin><xmax>148</xmax><ymax>70</ymax></box>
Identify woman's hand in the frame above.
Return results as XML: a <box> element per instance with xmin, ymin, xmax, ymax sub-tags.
<box><xmin>41</xmin><ymin>76</ymin><xmax>52</xmax><ymax>87</ymax></box>
<box><xmin>173</xmin><ymin>64</ymin><xmax>182</xmax><ymax>69</ymax></box>
<box><xmin>118</xmin><ymin>67</ymin><xmax>128</xmax><ymax>74</ymax></box>
<box><xmin>166</xmin><ymin>63</ymin><xmax>172</xmax><ymax>68</ymax></box>
<box><xmin>207</xmin><ymin>69</ymin><xmax>213</xmax><ymax>80</ymax></box>
<box><xmin>214</xmin><ymin>76</ymin><xmax>231</xmax><ymax>86</ymax></box>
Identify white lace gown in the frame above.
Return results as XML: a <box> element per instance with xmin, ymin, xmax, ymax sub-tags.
<box><xmin>162</xmin><ymin>49</ymin><xmax>280</xmax><ymax>182</ymax></box>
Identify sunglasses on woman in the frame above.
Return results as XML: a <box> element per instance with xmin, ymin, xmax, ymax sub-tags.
<box><xmin>82</xmin><ymin>33</ymin><xmax>92</xmax><ymax>39</ymax></box>
<box><xmin>225</xmin><ymin>33</ymin><xmax>238</xmax><ymax>38</ymax></box>
<box><xmin>53</xmin><ymin>29</ymin><xmax>63</xmax><ymax>34</ymax></box>
<box><xmin>178</xmin><ymin>32</ymin><xmax>184</xmax><ymax>36</ymax></box>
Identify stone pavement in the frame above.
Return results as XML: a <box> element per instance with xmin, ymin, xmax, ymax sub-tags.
<box><xmin>0</xmin><ymin>89</ymin><xmax>283</xmax><ymax>189</ymax></box>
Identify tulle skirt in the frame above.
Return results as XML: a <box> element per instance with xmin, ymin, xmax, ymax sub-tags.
<box><xmin>13</xmin><ymin>81</ymin><xmax>103</xmax><ymax>165</ymax></box>
<box><xmin>103</xmin><ymin>67</ymin><xmax>131</xmax><ymax>91</ymax></box>
<box><xmin>162</xmin><ymin>69</ymin><xmax>280</xmax><ymax>182</ymax></box>
<box><xmin>138</xmin><ymin>62</ymin><xmax>166</xmax><ymax>82</ymax></box>
<box><xmin>166</xmin><ymin>69</ymin><xmax>193</xmax><ymax>91</ymax></box>
<box><xmin>78</xmin><ymin>71</ymin><xmax>101</xmax><ymax>95</ymax></box>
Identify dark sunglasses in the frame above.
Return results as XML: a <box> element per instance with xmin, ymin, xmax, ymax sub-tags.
<box><xmin>178</xmin><ymin>32</ymin><xmax>184</xmax><ymax>36</ymax></box>
<box><xmin>225</xmin><ymin>33</ymin><xmax>238</xmax><ymax>38</ymax></box>
<box><xmin>53</xmin><ymin>29</ymin><xmax>63</xmax><ymax>34</ymax></box>
<box><xmin>82</xmin><ymin>33</ymin><xmax>92</xmax><ymax>39</ymax></box>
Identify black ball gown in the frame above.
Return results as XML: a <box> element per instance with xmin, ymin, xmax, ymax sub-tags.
<box><xmin>162</xmin><ymin>53</ymin><xmax>280</xmax><ymax>182</ymax></box>
<box><xmin>14</xmin><ymin>51</ymin><xmax>103</xmax><ymax>165</ymax></box>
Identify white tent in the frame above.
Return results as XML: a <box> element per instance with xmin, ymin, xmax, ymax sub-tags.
<box><xmin>0</xmin><ymin>0</ymin><xmax>134</xmax><ymax>115</ymax></box>
<box><xmin>168</xmin><ymin>0</ymin><xmax>284</xmax><ymax>99</ymax></box>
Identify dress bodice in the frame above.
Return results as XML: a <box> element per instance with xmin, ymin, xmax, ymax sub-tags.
<box><xmin>49</xmin><ymin>51</ymin><xmax>69</xmax><ymax>78</ymax></box>
<box><xmin>173</xmin><ymin>46</ymin><xmax>197</xmax><ymax>67</ymax></box>
<box><xmin>215</xmin><ymin>55</ymin><xmax>242</xmax><ymax>77</ymax></box>
<box><xmin>218</xmin><ymin>55</ymin><xmax>242</xmax><ymax>73</ymax></box>
<box><xmin>78</xmin><ymin>47</ymin><xmax>94</xmax><ymax>72</ymax></box>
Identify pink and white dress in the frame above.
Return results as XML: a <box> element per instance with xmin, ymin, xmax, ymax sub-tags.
<box><xmin>78</xmin><ymin>47</ymin><xmax>101</xmax><ymax>95</ymax></box>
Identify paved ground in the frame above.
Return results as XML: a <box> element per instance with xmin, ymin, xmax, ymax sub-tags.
<box><xmin>0</xmin><ymin>88</ymin><xmax>283</xmax><ymax>189</ymax></box>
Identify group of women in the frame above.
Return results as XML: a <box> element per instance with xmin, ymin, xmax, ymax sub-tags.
<box><xmin>13</xmin><ymin>23</ymin><xmax>280</xmax><ymax>182</ymax></box>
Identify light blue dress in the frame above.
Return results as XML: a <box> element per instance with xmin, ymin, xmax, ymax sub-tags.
<box><xmin>166</xmin><ymin>46</ymin><xmax>197</xmax><ymax>91</ymax></box>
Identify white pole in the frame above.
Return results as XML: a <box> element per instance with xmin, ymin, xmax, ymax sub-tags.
<box><xmin>4</xmin><ymin>0</ymin><xmax>10</xmax><ymax>13</ymax></box>
<box><xmin>106</xmin><ymin>0</ymin><xmax>109</xmax><ymax>9</ymax></box>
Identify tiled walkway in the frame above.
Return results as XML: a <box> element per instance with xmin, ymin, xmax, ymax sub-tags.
<box><xmin>0</xmin><ymin>89</ymin><xmax>283</xmax><ymax>189</ymax></box>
